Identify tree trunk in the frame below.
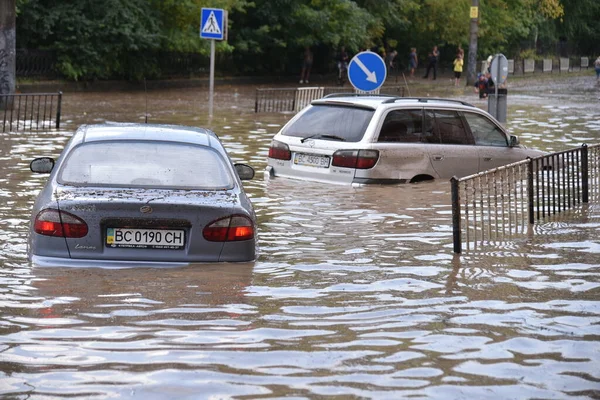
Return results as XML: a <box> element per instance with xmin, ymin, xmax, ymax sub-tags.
<box><xmin>467</xmin><ymin>0</ymin><xmax>479</xmax><ymax>86</ymax></box>
<box><xmin>0</xmin><ymin>0</ymin><xmax>16</xmax><ymax>109</ymax></box>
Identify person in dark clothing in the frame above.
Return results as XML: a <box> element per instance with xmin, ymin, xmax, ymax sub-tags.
<box><xmin>422</xmin><ymin>46</ymin><xmax>439</xmax><ymax>80</ymax></box>
<box><xmin>474</xmin><ymin>73</ymin><xmax>489</xmax><ymax>98</ymax></box>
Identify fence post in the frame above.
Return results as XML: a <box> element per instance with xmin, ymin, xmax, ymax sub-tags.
<box><xmin>55</xmin><ymin>91</ymin><xmax>62</xmax><ymax>130</ymax></box>
<box><xmin>582</xmin><ymin>144</ymin><xmax>589</xmax><ymax>203</ymax></box>
<box><xmin>527</xmin><ymin>157</ymin><xmax>534</xmax><ymax>224</ymax></box>
<box><xmin>451</xmin><ymin>176</ymin><xmax>462</xmax><ymax>254</ymax></box>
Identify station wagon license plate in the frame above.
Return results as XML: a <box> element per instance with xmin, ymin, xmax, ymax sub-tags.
<box><xmin>106</xmin><ymin>228</ymin><xmax>185</xmax><ymax>249</ymax></box>
<box><xmin>294</xmin><ymin>153</ymin><xmax>330</xmax><ymax>168</ymax></box>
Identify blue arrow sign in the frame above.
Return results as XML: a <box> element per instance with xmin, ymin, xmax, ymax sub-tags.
<box><xmin>348</xmin><ymin>51</ymin><xmax>387</xmax><ymax>92</ymax></box>
<box><xmin>200</xmin><ymin>8</ymin><xmax>225</xmax><ymax>40</ymax></box>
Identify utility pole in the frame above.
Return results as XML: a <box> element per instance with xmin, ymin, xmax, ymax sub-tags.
<box><xmin>467</xmin><ymin>0</ymin><xmax>479</xmax><ymax>86</ymax></box>
<box><xmin>0</xmin><ymin>0</ymin><xmax>16</xmax><ymax>108</ymax></box>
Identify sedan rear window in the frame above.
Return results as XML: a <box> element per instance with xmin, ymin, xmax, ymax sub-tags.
<box><xmin>58</xmin><ymin>141</ymin><xmax>234</xmax><ymax>189</ymax></box>
<box><xmin>283</xmin><ymin>105</ymin><xmax>374</xmax><ymax>142</ymax></box>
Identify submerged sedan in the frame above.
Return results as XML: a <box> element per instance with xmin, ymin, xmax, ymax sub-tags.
<box><xmin>28</xmin><ymin>123</ymin><xmax>257</xmax><ymax>266</ymax></box>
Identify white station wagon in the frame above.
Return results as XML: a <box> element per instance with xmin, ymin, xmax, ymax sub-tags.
<box><xmin>266</xmin><ymin>95</ymin><xmax>546</xmax><ymax>185</ymax></box>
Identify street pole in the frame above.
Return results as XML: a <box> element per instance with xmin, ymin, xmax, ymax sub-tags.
<box><xmin>209</xmin><ymin>39</ymin><xmax>215</xmax><ymax>118</ymax></box>
<box><xmin>467</xmin><ymin>0</ymin><xmax>479</xmax><ymax>86</ymax></box>
<box><xmin>0</xmin><ymin>0</ymin><xmax>16</xmax><ymax>108</ymax></box>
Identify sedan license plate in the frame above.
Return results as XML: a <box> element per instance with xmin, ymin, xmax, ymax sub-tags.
<box><xmin>106</xmin><ymin>228</ymin><xmax>185</xmax><ymax>249</ymax></box>
<box><xmin>294</xmin><ymin>153</ymin><xmax>330</xmax><ymax>168</ymax></box>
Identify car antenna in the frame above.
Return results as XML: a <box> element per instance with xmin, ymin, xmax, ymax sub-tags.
<box><xmin>144</xmin><ymin>77</ymin><xmax>148</xmax><ymax>123</ymax></box>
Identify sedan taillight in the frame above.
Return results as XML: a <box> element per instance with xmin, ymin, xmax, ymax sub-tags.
<box><xmin>34</xmin><ymin>209</ymin><xmax>89</xmax><ymax>238</ymax></box>
<box><xmin>268</xmin><ymin>140</ymin><xmax>291</xmax><ymax>161</ymax></box>
<box><xmin>332</xmin><ymin>149</ymin><xmax>379</xmax><ymax>169</ymax></box>
<box><xmin>203</xmin><ymin>215</ymin><xmax>255</xmax><ymax>242</ymax></box>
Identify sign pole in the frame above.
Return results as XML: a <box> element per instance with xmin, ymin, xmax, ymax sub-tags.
<box><xmin>200</xmin><ymin>7</ymin><xmax>226</xmax><ymax>119</ymax></box>
<box><xmin>209</xmin><ymin>39</ymin><xmax>215</xmax><ymax>118</ymax></box>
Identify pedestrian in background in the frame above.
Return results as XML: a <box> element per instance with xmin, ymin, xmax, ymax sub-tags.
<box><xmin>453</xmin><ymin>53</ymin><xmax>464</xmax><ymax>86</ymax></box>
<box><xmin>408</xmin><ymin>48</ymin><xmax>418</xmax><ymax>78</ymax></box>
<box><xmin>299</xmin><ymin>46</ymin><xmax>313</xmax><ymax>84</ymax></box>
<box><xmin>423</xmin><ymin>45</ymin><xmax>439</xmax><ymax>80</ymax></box>
<box><xmin>595</xmin><ymin>56</ymin><xmax>600</xmax><ymax>83</ymax></box>
<box><xmin>483</xmin><ymin>55</ymin><xmax>493</xmax><ymax>74</ymax></box>
<box><xmin>386</xmin><ymin>50</ymin><xmax>397</xmax><ymax>76</ymax></box>
<box><xmin>474</xmin><ymin>73</ymin><xmax>489</xmax><ymax>98</ymax></box>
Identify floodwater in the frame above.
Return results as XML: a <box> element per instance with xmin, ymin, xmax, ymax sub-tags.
<box><xmin>1</xmin><ymin>74</ymin><xmax>599</xmax><ymax>399</ymax></box>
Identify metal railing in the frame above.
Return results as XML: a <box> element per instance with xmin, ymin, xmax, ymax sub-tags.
<box><xmin>451</xmin><ymin>144</ymin><xmax>600</xmax><ymax>253</ymax></box>
<box><xmin>254</xmin><ymin>88</ymin><xmax>298</xmax><ymax>113</ymax></box>
<box><xmin>1</xmin><ymin>92</ymin><xmax>62</xmax><ymax>132</ymax></box>
<box><xmin>255</xmin><ymin>86</ymin><xmax>405</xmax><ymax>113</ymax></box>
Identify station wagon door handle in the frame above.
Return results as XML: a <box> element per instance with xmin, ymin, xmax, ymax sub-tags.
<box><xmin>432</xmin><ymin>155</ymin><xmax>444</xmax><ymax>161</ymax></box>
<box><xmin>483</xmin><ymin>157</ymin><xmax>493</xmax><ymax>161</ymax></box>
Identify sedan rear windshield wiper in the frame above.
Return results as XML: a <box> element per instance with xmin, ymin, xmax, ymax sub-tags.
<box><xmin>301</xmin><ymin>134</ymin><xmax>347</xmax><ymax>143</ymax></box>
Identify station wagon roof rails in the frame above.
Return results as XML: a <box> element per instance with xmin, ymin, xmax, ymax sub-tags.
<box><xmin>382</xmin><ymin>97</ymin><xmax>475</xmax><ymax>107</ymax></box>
<box><xmin>323</xmin><ymin>93</ymin><xmax>401</xmax><ymax>99</ymax></box>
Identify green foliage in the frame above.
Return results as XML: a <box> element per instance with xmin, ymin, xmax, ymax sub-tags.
<box><xmin>17</xmin><ymin>0</ymin><xmax>162</xmax><ymax>80</ymax></box>
<box><xmin>556</xmin><ymin>0</ymin><xmax>600</xmax><ymax>55</ymax></box>
<box><xmin>14</xmin><ymin>0</ymin><xmax>598</xmax><ymax>80</ymax></box>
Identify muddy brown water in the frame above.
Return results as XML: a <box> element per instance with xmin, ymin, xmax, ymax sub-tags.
<box><xmin>1</xmin><ymin>74</ymin><xmax>599</xmax><ymax>398</ymax></box>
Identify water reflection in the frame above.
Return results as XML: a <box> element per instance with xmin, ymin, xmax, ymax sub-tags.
<box><xmin>1</xmin><ymin>77</ymin><xmax>599</xmax><ymax>398</ymax></box>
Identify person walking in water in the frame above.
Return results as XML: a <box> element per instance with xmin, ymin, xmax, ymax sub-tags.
<box><xmin>453</xmin><ymin>53</ymin><xmax>464</xmax><ymax>86</ymax></box>
<box><xmin>408</xmin><ymin>48</ymin><xmax>418</xmax><ymax>78</ymax></box>
<box><xmin>299</xmin><ymin>46</ymin><xmax>313</xmax><ymax>84</ymax></box>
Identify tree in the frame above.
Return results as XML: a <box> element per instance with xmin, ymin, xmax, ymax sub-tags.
<box><xmin>1</xmin><ymin>0</ymin><xmax>16</xmax><ymax>101</ymax></box>
<box><xmin>17</xmin><ymin>0</ymin><xmax>162</xmax><ymax>80</ymax></box>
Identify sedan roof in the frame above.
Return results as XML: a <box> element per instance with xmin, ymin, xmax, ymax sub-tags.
<box><xmin>77</xmin><ymin>123</ymin><xmax>218</xmax><ymax>147</ymax></box>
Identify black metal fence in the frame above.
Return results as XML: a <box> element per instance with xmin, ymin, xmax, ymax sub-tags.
<box><xmin>255</xmin><ymin>86</ymin><xmax>406</xmax><ymax>113</ymax></box>
<box><xmin>1</xmin><ymin>92</ymin><xmax>62</xmax><ymax>132</ymax></box>
<box><xmin>451</xmin><ymin>144</ymin><xmax>600</xmax><ymax>253</ymax></box>
<box><xmin>16</xmin><ymin>49</ymin><xmax>57</xmax><ymax>78</ymax></box>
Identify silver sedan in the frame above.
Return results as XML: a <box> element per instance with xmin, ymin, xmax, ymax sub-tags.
<box><xmin>28</xmin><ymin>123</ymin><xmax>257</xmax><ymax>267</ymax></box>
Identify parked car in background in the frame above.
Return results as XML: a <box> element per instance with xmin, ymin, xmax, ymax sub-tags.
<box><xmin>266</xmin><ymin>95</ymin><xmax>547</xmax><ymax>185</ymax></box>
<box><xmin>28</xmin><ymin>123</ymin><xmax>257</xmax><ymax>267</ymax></box>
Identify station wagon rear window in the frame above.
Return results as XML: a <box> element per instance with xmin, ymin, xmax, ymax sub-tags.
<box><xmin>283</xmin><ymin>105</ymin><xmax>374</xmax><ymax>143</ymax></box>
<box><xmin>58</xmin><ymin>141</ymin><xmax>234</xmax><ymax>189</ymax></box>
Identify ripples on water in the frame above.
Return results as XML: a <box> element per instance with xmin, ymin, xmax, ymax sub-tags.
<box><xmin>1</xmin><ymin>79</ymin><xmax>599</xmax><ymax>398</ymax></box>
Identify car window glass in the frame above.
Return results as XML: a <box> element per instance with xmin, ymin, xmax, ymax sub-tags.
<box><xmin>283</xmin><ymin>105</ymin><xmax>374</xmax><ymax>142</ymax></box>
<box><xmin>435</xmin><ymin>110</ymin><xmax>473</xmax><ymax>145</ymax></box>
<box><xmin>464</xmin><ymin>112</ymin><xmax>508</xmax><ymax>146</ymax></box>
<box><xmin>58</xmin><ymin>141</ymin><xmax>234</xmax><ymax>189</ymax></box>
<box><xmin>378</xmin><ymin>109</ymin><xmax>422</xmax><ymax>142</ymax></box>
<box><xmin>422</xmin><ymin>109</ymin><xmax>440</xmax><ymax>143</ymax></box>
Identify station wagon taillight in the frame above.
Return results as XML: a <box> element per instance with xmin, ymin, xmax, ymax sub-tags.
<box><xmin>34</xmin><ymin>209</ymin><xmax>89</xmax><ymax>238</ymax></box>
<box><xmin>203</xmin><ymin>215</ymin><xmax>255</xmax><ymax>242</ymax></box>
<box><xmin>332</xmin><ymin>149</ymin><xmax>379</xmax><ymax>169</ymax></box>
<box><xmin>268</xmin><ymin>140</ymin><xmax>291</xmax><ymax>160</ymax></box>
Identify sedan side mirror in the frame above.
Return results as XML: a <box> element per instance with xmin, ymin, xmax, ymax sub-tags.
<box><xmin>235</xmin><ymin>163</ymin><xmax>255</xmax><ymax>180</ymax></box>
<box><xmin>30</xmin><ymin>157</ymin><xmax>55</xmax><ymax>173</ymax></box>
<box><xmin>509</xmin><ymin>135</ymin><xmax>520</xmax><ymax>147</ymax></box>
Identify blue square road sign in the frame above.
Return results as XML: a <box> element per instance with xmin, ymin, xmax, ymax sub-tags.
<box><xmin>200</xmin><ymin>8</ymin><xmax>226</xmax><ymax>40</ymax></box>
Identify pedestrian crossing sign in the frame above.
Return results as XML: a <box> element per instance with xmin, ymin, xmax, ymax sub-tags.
<box><xmin>200</xmin><ymin>8</ymin><xmax>227</xmax><ymax>40</ymax></box>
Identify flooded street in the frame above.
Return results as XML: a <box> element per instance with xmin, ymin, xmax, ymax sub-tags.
<box><xmin>1</xmin><ymin>75</ymin><xmax>600</xmax><ymax>398</ymax></box>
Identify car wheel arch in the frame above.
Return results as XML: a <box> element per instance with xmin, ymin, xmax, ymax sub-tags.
<box><xmin>410</xmin><ymin>174</ymin><xmax>435</xmax><ymax>183</ymax></box>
